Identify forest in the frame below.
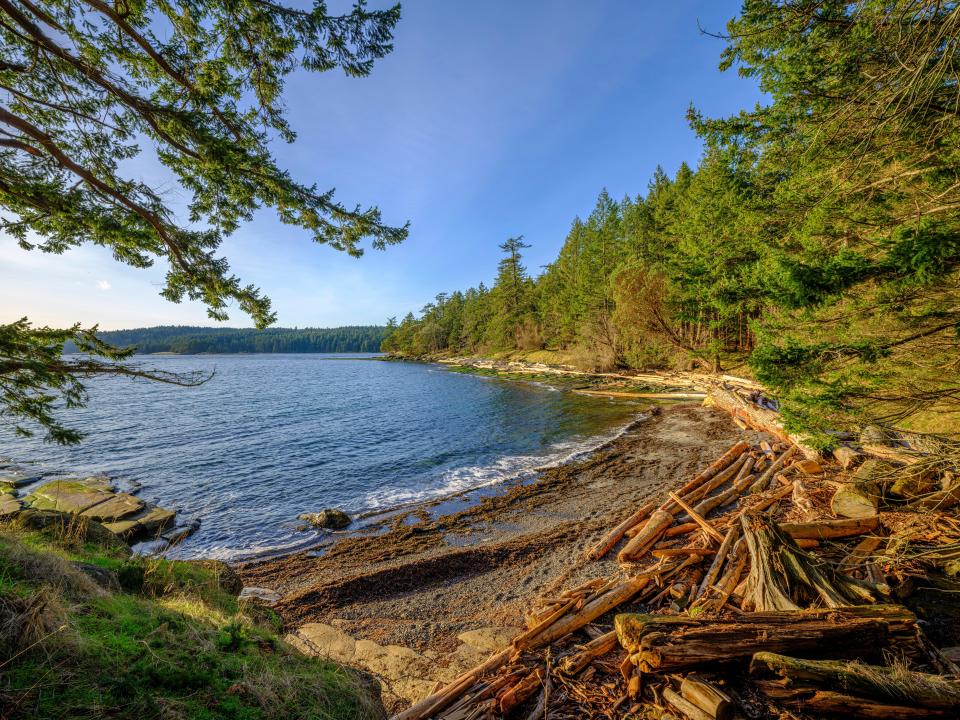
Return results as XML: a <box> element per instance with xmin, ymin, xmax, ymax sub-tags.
<box><xmin>68</xmin><ymin>326</ymin><xmax>388</xmax><ymax>355</ymax></box>
<box><xmin>382</xmin><ymin>2</ymin><xmax>960</xmax><ymax>444</ymax></box>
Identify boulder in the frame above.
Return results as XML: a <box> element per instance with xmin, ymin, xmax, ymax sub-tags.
<box><xmin>104</xmin><ymin>506</ymin><xmax>176</xmax><ymax>539</ymax></box>
<box><xmin>299</xmin><ymin>508</ymin><xmax>352</xmax><ymax>530</ymax></box>
<box><xmin>0</xmin><ymin>471</ymin><xmax>42</xmax><ymax>488</ymax></box>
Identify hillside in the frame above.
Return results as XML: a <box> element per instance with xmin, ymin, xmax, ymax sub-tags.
<box><xmin>65</xmin><ymin>326</ymin><xmax>388</xmax><ymax>355</ymax></box>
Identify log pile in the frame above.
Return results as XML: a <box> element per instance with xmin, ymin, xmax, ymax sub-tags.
<box><xmin>391</xmin><ymin>434</ymin><xmax>960</xmax><ymax>720</ymax></box>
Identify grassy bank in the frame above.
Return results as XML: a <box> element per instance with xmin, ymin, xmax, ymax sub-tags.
<box><xmin>0</xmin><ymin>513</ymin><xmax>384</xmax><ymax>720</ymax></box>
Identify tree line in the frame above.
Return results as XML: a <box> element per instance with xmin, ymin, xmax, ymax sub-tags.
<box><xmin>383</xmin><ymin>2</ymin><xmax>960</xmax><ymax>443</ymax></box>
<box><xmin>67</xmin><ymin>326</ymin><xmax>388</xmax><ymax>355</ymax></box>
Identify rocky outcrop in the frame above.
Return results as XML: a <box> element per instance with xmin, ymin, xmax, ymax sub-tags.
<box><xmin>299</xmin><ymin>508</ymin><xmax>352</xmax><ymax>530</ymax></box>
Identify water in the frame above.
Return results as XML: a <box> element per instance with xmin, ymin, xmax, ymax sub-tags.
<box><xmin>0</xmin><ymin>355</ymin><xmax>644</xmax><ymax>559</ymax></box>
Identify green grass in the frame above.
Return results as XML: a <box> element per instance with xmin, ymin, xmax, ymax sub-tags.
<box><xmin>0</xmin><ymin>521</ymin><xmax>383</xmax><ymax>720</ymax></box>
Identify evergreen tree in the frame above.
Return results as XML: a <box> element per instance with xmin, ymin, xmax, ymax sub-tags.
<box><xmin>1</xmin><ymin>0</ymin><xmax>404</xmax><ymax>442</ymax></box>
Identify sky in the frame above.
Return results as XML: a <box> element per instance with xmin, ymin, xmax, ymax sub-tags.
<box><xmin>0</xmin><ymin>0</ymin><xmax>765</xmax><ymax>331</ymax></box>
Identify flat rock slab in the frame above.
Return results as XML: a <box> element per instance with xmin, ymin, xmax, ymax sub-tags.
<box><xmin>288</xmin><ymin>623</ymin><xmax>479</xmax><ymax>707</ymax></box>
<box><xmin>0</xmin><ymin>494</ymin><xmax>22</xmax><ymax>517</ymax></box>
<box><xmin>104</xmin><ymin>506</ymin><xmax>176</xmax><ymax>539</ymax></box>
<box><xmin>0</xmin><ymin>472</ymin><xmax>42</xmax><ymax>488</ymax></box>
<box><xmin>81</xmin><ymin>493</ymin><xmax>144</xmax><ymax>522</ymax></box>
<box><xmin>456</xmin><ymin>626</ymin><xmax>518</xmax><ymax>652</ymax></box>
<box><xmin>27</xmin><ymin>480</ymin><xmax>143</xmax><ymax>522</ymax></box>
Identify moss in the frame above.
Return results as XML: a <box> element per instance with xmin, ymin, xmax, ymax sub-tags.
<box><xmin>0</xmin><ymin>528</ymin><xmax>384</xmax><ymax>720</ymax></box>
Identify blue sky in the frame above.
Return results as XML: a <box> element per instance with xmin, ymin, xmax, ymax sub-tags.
<box><xmin>1</xmin><ymin>0</ymin><xmax>764</xmax><ymax>331</ymax></box>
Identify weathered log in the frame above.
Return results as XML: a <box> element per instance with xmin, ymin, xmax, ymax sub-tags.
<box><xmin>668</xmin><ymin>493</ymin><xmax>724</xmax><ymax>543</ymax></box>
<box><xmin>751</xmin><ymin>482</ymin><xmax>795</xmax><ymax>513</ymax></box>
<box><xmin>693</xmin><ymin>526</ymin><xmax>739</xmax><ymax>602</ymax></box>
<box><xmin>524</xmin><ymin>573</ymin><xmax>652</xmax><ymax>648</ymax></box>
<box><xmin>618</xmin><ymin>509</ymin><xmax>674</xmax><ymax>562</ymax></box>
<box><xmin>663</xmin><ymin>688</ymin><xmax>712</xmax><ymax>720</ymax></box>
<box><xmin>557</xmin><ymin>630</ymin><xmax>618</xmax><ymax>675</ymax></box>
<box><xmin>680</xmin><ymin>454</ymin><xmax>750</xmax><ymax>507</ymax></box>
<box><xmin>741</xmin><ymin>513</ymin><xmax>875</xmax><ymax>611</ymax></box>
<box><xmin>662</xmin><ymin>442</ymin><xmax>750</xmax><ymax>513</ymax></box>
<box><xmin>752</xmin><ymin>685</ymin><xmax>951</xmax><ymax>718</ymax></box>
<box><xmin>832</xmin><ymin>459</ymin><xmax>887</xmax><ymax>519</ymax></box>
<box><xmin>905</xmin><ymin>483</ymin><xmax>960</xmax><ymax>511</ymax></box>
<box><xmin>663</xmin><ymin>522</ymin><xmax>700</xmax><ymax>538</ymax></box>
<box><xmin>513</xmin><ymin>596</ymin><xmax>577</xmax><ymax>650</ymax></box>
<box><xmin>499</xmin><ymin>669</ymin><xmax>541</xmax><ymax>716</ymax></box>
<box><xmin>840</xmin><ymin>535</ymin><xmax>886</xmax><ymax>572</ymax></box>
<box><xmin>750</xmin><ymin>652</ymin><xmax>960</xmax><ymax>710</ymax></box>
<box><xmin>652</xmin><ymin>548</ymin><xmax>715</xmax><ymax>559</ymax></box>
<box><xmin>680</xmin><ymin>675</ymin><xmax>733</xmax><ymax>720</ymax></box>
<box><xmin>749</xmin><ymin>446</ymin><xmax>798</xmax><ymax>494</ymax></box>
<box><xmin>704</xmin><ymin>386</ymin><xmax>818</xmax><ymax>458</ymax></box>
<box><xmin>635</xmin><ymin>612</ymin><xmax>906</xmax><ymax>672</ymax></box>
<box><xmin>710</xmin><ymin>548</ymin><xmax>747</xmax><ymax>611</ymax></box>
<box><xmin>586</xmin><ymin>502</ymin><xmax>656</xmax><ymax>560</ymax></box>
<box><xmin>779</xmin><ymin>515</ymin><xmax>879</xmax><ymax>540</ymax></box>
<box><xmin>391</xmin><ymin>646</ymin><xmax>515</xmax><ymax>720</ymax></box>
<box><xmin>691</xmin><ymin>458</ymin><xmax>756</xmax><ymax>519</ymax></box>
<box><xmin>614</xmin><ymin>614</ymin><xmax>701</xmax><ymax>652</ymax></box>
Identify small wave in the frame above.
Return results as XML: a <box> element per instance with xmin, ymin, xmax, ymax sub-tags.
<box><xmin>357</xmin><ymin>411</ymin><xmax>648</xmax><ymax>511</ymax></box>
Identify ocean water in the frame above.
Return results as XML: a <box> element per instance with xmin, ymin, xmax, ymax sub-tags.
<box><xmin>0</xmin><ymin>355</ymin><xmax>644</xmax><ymax>559</ymax></box>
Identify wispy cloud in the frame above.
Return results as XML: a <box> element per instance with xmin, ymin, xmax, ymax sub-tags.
<box><xmin>97</xmin><ymin>280</ymin><xmax>111</xmax><ymax>290</ymax></box>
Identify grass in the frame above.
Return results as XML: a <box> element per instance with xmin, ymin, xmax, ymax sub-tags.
<box><xmin>0</xmin><ymin>519</ymin><xmax>383</xmax><ymax>720</ymax></box>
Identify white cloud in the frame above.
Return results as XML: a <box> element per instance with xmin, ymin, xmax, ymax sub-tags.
<box><xmin>97</xmin><ymin>280</ymin><xmax>111</xmax><ymax>290</ymax></box>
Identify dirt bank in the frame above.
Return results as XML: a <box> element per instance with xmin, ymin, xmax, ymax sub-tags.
<box><xmin>239</xmin><ymin>403</ymin><xmax>766</xmax><ymax>656</ymax></box>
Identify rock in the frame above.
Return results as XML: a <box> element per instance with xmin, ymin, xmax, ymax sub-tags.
<box><xmin>299</xmin><ymin>508</ymin><xmax>351</xmax><ymax>530</ymax></box>
<box><xmin>71</xmin><ymin>561</ymin><xmax>121</xmax><ymax>592</ymax></box>
<box><xmin>832</xmin><ymin>445</ymin><xmax>863</xmax><ymax>470</ymax></box>
<box><xmin>0</xmin><ymin>471</ymin><xmax>42</xmax><ymax>488</ymax></box>
<box><xmin>104</xmin><ymin>506</ymin><xmax>176</xmax><ymax>540</ymax></box>
<box><xmin>456</xmin><ymin>626</ymin><xmax>518</xmax><ymax>653</ymax></box>
<box><xmin>238</xmin><ymin>586</ymin><xmax>281</xmax><ymax>606</ymax></box>
<box><xmin>81</xmin><ymin>493</ymin><xmax>144</xmax><ymax>522</ymax></box>
<box><xmin>0</xmin><ymin>493</ymin><xmax>22</xmax><ymax>518</ymax></box>
<box><xmin>26</xmin><ymin>480</ymin><xmax>114</xmax><ymax>514</ymax></box>
<box><xmin>162</xmin><ymin>517</ymin><xmax>200</xmax><ymax>546</ymax></box>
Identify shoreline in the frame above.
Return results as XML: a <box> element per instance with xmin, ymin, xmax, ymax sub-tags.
<box><xmin>238</xmin><ymin>400</ymin><xmax>764</xmax><ymax>711</ymax></box>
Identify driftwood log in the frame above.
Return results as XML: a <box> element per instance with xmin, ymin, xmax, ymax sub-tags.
<box><xmin>741</xmin><ymin>513</ymin><xmax>877</xmax><ymax>611</ymax></box>
<box><xmin>750</xmin><ymin>652</ymin><xmax>960</xmax><ymax>709</ymax></box>
<box><xmin>680</xmin><ymin>674</ymin><xmax>733</xmax><ymax>720</ymax></box>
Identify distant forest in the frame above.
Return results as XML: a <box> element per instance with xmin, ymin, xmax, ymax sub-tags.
<box><xmin>65</xmin><ymin>326</ymin><xmax>387</xmax><ymax>354</ymax></box>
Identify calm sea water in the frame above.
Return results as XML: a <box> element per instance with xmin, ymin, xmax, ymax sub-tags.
<box><xmin>0</xmin><ymin>355</ymin><xmax>643</xmax><ymax>559</ymax></box>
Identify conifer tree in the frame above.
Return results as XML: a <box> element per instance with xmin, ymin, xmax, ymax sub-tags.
<box><xmin>1</xmin><ymin>0</ymin><xmax>405</xmax><ymax>441</ymax></box>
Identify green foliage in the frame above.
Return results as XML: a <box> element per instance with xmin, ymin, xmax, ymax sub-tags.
<box><xmin>383</xmin><ymin>1</ymin><xmax>960</xmax><ymax>434</ymax></box>
<box><xmin>1</xmin><ymin>0</ymin><xmax>405</xmax><ymax>443</ymax></box>
<box><xmin>0</xmin><ymin>527</ymin><xmax>381</xmax><ymax>720</ymax></box>
<box><xmin>71</xmin><ymin>325</ymin><xmax>389</xmax><ymax>355</ymax></box>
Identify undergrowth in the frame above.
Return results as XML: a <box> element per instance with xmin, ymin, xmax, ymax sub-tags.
<box><xmin>0</xmin><ymin>517</ymin><xmax>382</xmax><ymax>720</ymax></box>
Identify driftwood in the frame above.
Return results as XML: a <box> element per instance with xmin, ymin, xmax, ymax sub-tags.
<box><xmin>558</xmin><ymin>630</ymin><xmax>618</xmax><ymax>675</ymax></box>
<box><xmin>498</xmin><ymin>669</ymin><xmax>541</xmax><ymax>715</ymax></box>
<box><xmin>832</xmin><ymin>459</ymin><xmax>885</xmax><ymax>519</ymax></box>
<box><xmin>618</xmin><ymin>509</ymin><xmax>674</xmax><ymax>562</ymax></box>
<box><xmin>663</xmin><ymin>442</ymin><xmax>750</xmax><ymax>514</ymax></box>
<box><xmin>691</xmin><ymin>459</ymin><xmax>756</xmax><ymax>519</ymax></box>
<box><xmin>779</xmin><ymin>515</ymin><xmax>879</xmax><ymax>540</ymax></box>
<box><xmin>749</xmin><ymin>446</ymin><xmax>797</xmax><ymax>494</ymax></box>
<box><xmin>680</xmin><ymin>675</ymin><xmax>733</xmax><ymax>720</ymax></box>
<box><xmin>680</xmin><ymin>454</ymin><xmax>750</xmax><ymax>507</ymax></box>
<box><xmin>693</xmin><ymin>526</ymin><xmax>739</xmax><ymax>602</ymax></box>
<box><xmin>753</xmin><ymin>685</ymin><xmax>953</xmax><ymax>718</ymax></box>
<box><xmin>704</xmin><ymin>386</ymin><xmax>818</xmax><ymax>458</ymax></box>
<box><xmin>663</xmin><ymin>687</ymin><xmax>712</xmax><ymax>720</ymax></box>
<box><xmin>741</xmin><ymin>513</ymin><xmax>876</xmax><ymax>611</ymax></box>
<box><xmin>586</xmin><ymin>502</ymin><xmax>655</xmax><ymax>560</ymax></box>
<box><xmin>750</xmin><ymin>652</ymin><xmax>960</xmax><ymax>710</ymax></box>
<box><xmin>668</xmin><ymin>493</ymin><xmax>725</xmax><ymax>543</ymax></box>
<box><xmin>619</xmin><ymin>607</ymin><xmax>917</xmax><ymax>672</ymax></box>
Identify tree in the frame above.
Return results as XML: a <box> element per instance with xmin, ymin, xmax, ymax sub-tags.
<box><xmin>487</xmin><ymin>236</ymin><xmax>535</xmax><ymax>349</ymax></box>
<box><xmin>1</xmin><ymin>0</ymin><xmax>406</xmax><ymax>442</ymax></box>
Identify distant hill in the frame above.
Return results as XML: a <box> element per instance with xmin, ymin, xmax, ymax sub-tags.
<box><xmin>65</xmin><ymin>325</ymin><xmax>387</xmax><ymax>354</ymax></box>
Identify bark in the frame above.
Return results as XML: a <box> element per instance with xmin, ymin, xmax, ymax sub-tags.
<box><xmin>618</xmin><ymin>509</ymin><xmax>674</xmax><ymax>562</ymax></box>
<box><xmin>750</xmin><ymin>652</ymin><xmax>960</xmax><ymax>710</ymax></box>
<box><xmin>663</xmin><ymin>688</ymin><xmax>713</xmax><ymax>720</ymax></box>
<box><xmin>680</xmin><ymin>675</ymin><xmax>734</xmax><ymax>720</ymax></box>
<box><xmin>749</xmin><ymin>446</ymin><xmax>798</xmax><ymax>494</ymax></box>
<box><xmin>741</xmin><ymin>513</ymin><xmax>876</xmax><ymax>612</ymax></box>
<box><xmin>752</xmin><ymin>684</ymin><xmax>951</xmax><ymax>718</ymax></box>
<box><xmin>668</xmin><ymin>493</ymin><xmax>725</xmax><ymax>543</ymax></box>
<box><xmin>557</xmin><ymin>630</ymin><xmax>618</xmax><ymax>675</ymax></box>
<box><xmin>779</xmin><ymin>515</ymin><xmax>879</xmax><ymax>540</ymax></box>
<box><xmin>586</xmin><ymin>502</ymin><xmax>655</xmax><ymax>560</ymax></box>
<box><xmin>693</xmin><ymin>525</ymin><xmax>740</xmax><ymax>602</ymax></box>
